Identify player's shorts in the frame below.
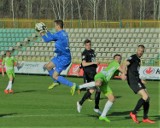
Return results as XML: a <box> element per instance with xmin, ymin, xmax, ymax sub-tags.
<box><xmin>51</xmin><ymin>55</ymin><xmax>71</xmax><ymax>74</ymax></box>
<box><xmin>84</xmin><ymin>70</ymin><xmax>96</xmax><ymax>83</ymax></box>
<box><xmin>94</xmin><ymin>72</ymin><xmax>112</xmax><ymax>96</ymax></box>
<box><xmin>127</xmin><ymin>77</ymin><xmax>146</xmax><ymax>94</ymax></box>
<box><xmin>6</xmin><ymin>70</ymin><xmax>15</xmax><ymax>78</ymax></box>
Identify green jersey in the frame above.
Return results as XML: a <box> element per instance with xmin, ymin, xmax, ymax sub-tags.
<box><xmin>101</xmin><ymin>60</ymin><xmax>120</xmax><ymax>81</ymax></box>
<box><xmin>2</xmin><ymin>56</ymin><xmax>17</xmax><ymax>71</ymax></box>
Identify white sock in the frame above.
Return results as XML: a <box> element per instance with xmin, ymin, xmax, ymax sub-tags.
<box><xmin>79</xmin><ymin>82</ymin><xmax>95</xmax><ymax>89</ymax></box>
<box><xmin>6</xmin><ymin>81</ymin><xmax>12</xmax><ymax>90</ymax></box>
<box><xmin>100</xmin><ymin>100</ymin><xmax>113</xmax><ymax>117</ymax></box>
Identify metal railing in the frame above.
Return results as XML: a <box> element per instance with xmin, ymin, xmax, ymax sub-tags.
<box><xmin>0</xmin><ymin>19</ymin><xmax>159</xmax><ymax>28</ymax></box>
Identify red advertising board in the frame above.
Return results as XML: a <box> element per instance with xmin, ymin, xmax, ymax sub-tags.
<box><xmin>68</xmin><ymin>64</ymin><xmax>83</xmax><ymax>76</ymax></box>
<box><xmin>68</xmin><ymin>63</ymin><xmax>108</xmax><ymax>76</ymax></box>
<box><xmin>0</xmin><ymin>59</ymin><xmax>6</xmax><ymax>72</ymax></box>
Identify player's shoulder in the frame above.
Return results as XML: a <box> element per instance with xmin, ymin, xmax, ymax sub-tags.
<box><xmin>127</xmin><ymin>54</ymin><xmax>136</xmax><ymax>60</ymax></box>
<box><xmin>82</xmin><ymin>49</ymin><xmax>87</xmax><ymax>55</ymax></box>
<box><xmin>111</xmin><ymin>60</ymin><xmax>119</xmax><ymax>65</ymax></box>
<box><xmin>11</xmin><ymin>56</ymin><xmax>15</xmax><ymax>59</ymax></box>
<box><xmin>90</xmin><ymin>49</ymin><xmax>95</xmax><ymax>53</ymax></box>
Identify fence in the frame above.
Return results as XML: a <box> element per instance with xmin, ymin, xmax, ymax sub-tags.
<box><xmin>0</xmin><ymin>19</ymin><xmax>159</xmax><ymax>28</ymax></box>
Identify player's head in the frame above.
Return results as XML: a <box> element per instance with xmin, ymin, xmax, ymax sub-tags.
<box><xmin>113</xmin><ymin>54</ymin><xmax>122</xmax><ymax>63</ymax></box>
<box><xmin>54</xmin><ymin>20</ymin><xmax>63</xmax><ymax>31</ymax></box>
<box><xmin>84</xmin><ymin>39</ymin><xmax>91</xmax><ymax>50</ymax></box>
<box><xmin>6</xmin><ymin>50</ymin><xmax>11</xmax><ymax>57</ymax></box>
<box><xmin>136</xmin><ymin>45</ymin><xmax>145</xmax><ymax>58</ymax></box>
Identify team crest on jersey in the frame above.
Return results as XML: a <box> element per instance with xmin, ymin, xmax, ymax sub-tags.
<box><xmin>138</xmin><ymin>83</ymin><xmax>142</xmax><ymax>88</ymax></box>
<box><xmin>82</xmin><ymin>56</ymin><xmax>85</xmax><ymax>59</ymax></box>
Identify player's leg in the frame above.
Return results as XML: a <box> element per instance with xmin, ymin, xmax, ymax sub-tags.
<box><xmin>137</xmin><ymin>89</ymin><xmax>155</xmax><ymax>123</ymax></box>
<box><xmin>133</xmin><ymin>89</ymin><xmax>148</xmax><ymax>114</ymax></box>
<box><xmin>78</xmin><ymin>73</ymin><xmax>94</xmax><ymax>102</ymax></box>
<box><xmin>94</xmin><ymin>88</ymin><xmax>101</xmax><ymax>114</ymax></box>
<box><xmin>45</xmin><ymin>61</ymin><xmax>59</xmax><ymax>89</ymax></box>
<box><xmin>77</xmin><ymin>88</ymin><xmax>94</xmax><ymax>112</ymax></box>
<box><xmin>45</xmin><ymin>61</ymin><xmax>57</xmax><ymax>82</ymax></box>
<box><xmin>4</xmin><ymin>71</ymin><xmax>14</xmax><ymax>94</ymax></box>
<box><xmin>53</xmin><ymin>71</ymin><xmax>77</xmax><ymax>95</ymax></box>
<box><xmin>99</xmin><ymin>84</ymin><xmax>113</xmax><ymax>123</ymax></box>
<box><xmin>77</xmin><ymin>89</ymin><xmax>93</xmax><ymax>113</ymax></box>
<box><xmin>78</xmin><ymin>81</ymin><xmax>96</xmax><ymax>89</ymax></box>
<box><xmin>130</xmin><ymin>88</ymin><xmax>149</xmax><ymax>123</ymax></box>
<box><xmin>77</xmin><ymin>79</ymin><xmax>102</xmax><ymax>113</ymax></box>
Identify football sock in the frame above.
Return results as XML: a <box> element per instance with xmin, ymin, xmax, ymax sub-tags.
<box><xmin>48</xmin><ymin>69</ymin><xmax>58</xmax><ymax>83</ymax></box>
<box><xmin>6</xmin><ymin>81</ymin><xmax>12</xmax><ymax>90</ymax></box>
<box><xmin>79</xmin><ymin>90</ymin><xmax>91</xmax><ymax>105</ymax></box>
<box><xmin>79</xmin><ymin>82</ymin><xmax>95</xmax><ymax>89</ymax></box>
<box><xmin>95</xmin><ymin>91</ymin><xmax>101</xmax><ymax>109</ymax></box>
<box><xmin>132</xmin><ymin>98</ymin><xmax>145</xmax><ymax>114</ymax></box>
<box><xmin>12</xmin><ymin>78</ymin><xmax>15</xmax><ymax>84</ymax></box>
<box><xmin>57</xmin><ymin>76</ymin><xmax>73</xmax><ymax>87</ymax></box>
<box><xmin>101</xmin><ymin>100</ymin><xmax>113</xmax><ymax>117</ymax></box>
<box><xmin>143</xmin><ymin>101</ymin><xmax>149</xmax><ymax>119</ymax></box>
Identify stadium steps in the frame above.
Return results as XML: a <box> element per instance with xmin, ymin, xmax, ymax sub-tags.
<box><xmin>0</xmin><ymin>28</ymin><xmax>159</xmax><ymax>65</ymax></box>
<box><xmin>0</xmin><ymin>28</ymin><xmax>35</xmax><ymax>57</ymax></box>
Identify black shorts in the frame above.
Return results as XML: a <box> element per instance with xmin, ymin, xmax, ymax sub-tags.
<box><xmin>128</xmin><ymin>79</ymin><xmax>146</xmax><ymax>94</ymax></box>
<box><xmin>84</xmin><ymin>71</ymin><xmax>96</xmax><ymax>83</ymax></box>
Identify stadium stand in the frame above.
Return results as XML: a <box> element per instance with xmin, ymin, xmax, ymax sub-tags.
<box><xmin>0</xmin><ymin>28</ymin><xmax>159</xmax><ymax>65</ymax></box>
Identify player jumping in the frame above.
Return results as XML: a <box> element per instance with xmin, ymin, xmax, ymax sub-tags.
<box><xmin>35</xmin><ymin>20</ymin><xmax>76</xmax><ymax>95</ymax></box>
<box><xmin>1</xmin><ymin>51</ymin><xmax>18</xmax><ymax>94</ymax></box>
<box><xmin>77</xmin><ymin>54</ymin><xmax>126</xmax><ymax>122</ymax></box>
<box><xmin>122</xmin><ymin>45</ymin><xmax>155</xmax><ymax>124</ymax></box>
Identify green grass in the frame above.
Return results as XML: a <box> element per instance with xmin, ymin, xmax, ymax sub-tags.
<box><xmin>0</xmin><ymin>75</ymin><xmax>159</xmax><ymax>128</ymax></box>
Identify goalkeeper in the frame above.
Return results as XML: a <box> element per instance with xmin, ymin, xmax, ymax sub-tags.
<box><xmin>35</xmin><ymin>20</ymin><xmax>77</xmax><ymax>95</ymax></box>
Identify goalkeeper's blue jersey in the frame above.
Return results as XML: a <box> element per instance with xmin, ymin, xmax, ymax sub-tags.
<box><xmin>42</xmin><ymin>30</ymin><xmax>71</xmax><ymax>57</ymax></box>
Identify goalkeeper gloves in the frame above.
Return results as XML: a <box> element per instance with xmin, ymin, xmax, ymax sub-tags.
<box><xmin>35</xmin><ymin>22</ymin><xmax>48</xmax><ymax>33</ymax></box>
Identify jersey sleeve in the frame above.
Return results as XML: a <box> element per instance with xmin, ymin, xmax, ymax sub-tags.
<box><xmin>114</xmin><ymin>61</ymin><xmax>120</xmax><ymax>70</ymax></box>
<box><xmin>42</xmin><ymin>31</ymin><xmax>58</xmax><ymax>42</ymax></box>
<box><xmin>127</xmin><ymin>55</ymin><xmax>135</xmax><ymax>64</ymax></box>
<box><xmin>13</xmin><ymin>57</ymin><xmax>17</xmax><ymax>63</ymax></box>
<box><xmin>82</xmin><ymin>52</ymin><xmax>87</xmax><ymax>61</ymax></box>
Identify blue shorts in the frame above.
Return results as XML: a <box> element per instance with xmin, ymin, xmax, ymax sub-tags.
<box><xmin>51</xmin><ymin>55</ymin><xmax>71</xmax><ymax>74</ymax></box>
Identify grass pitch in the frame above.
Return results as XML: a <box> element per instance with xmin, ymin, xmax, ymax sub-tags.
<box><xmin>0</xmin><ymin>75</ymin><xmax>159</xmax><ymax>128</ymax></box>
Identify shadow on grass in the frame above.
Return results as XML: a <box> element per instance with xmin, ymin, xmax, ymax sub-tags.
<box><xmin>99</xmin><ymin>96</ymin><xmax>122</xmax><ymax>100</ymax></box>
<box><xmin>14</xmin><ymin>90</ymin><xmax>36</xmax><ymax>94</ymax></box>
<box><xmin>86</xmin><ymin>114</ymin><xmax>99</xmax><ymax>119</ymax></box>
<box><xmin>150</xmin><ymin>115</ymin><xmax>160</xmax><ymax>121</ymax></box>
<box><xmin>0</xmin><ymin>113</ymin><xmax>18</xmax><ymax>117</ymax></box>
<box><xmin>87</xmin><ymin>110</ymin><xmax>160</xmax><ymax>122</ymax></box>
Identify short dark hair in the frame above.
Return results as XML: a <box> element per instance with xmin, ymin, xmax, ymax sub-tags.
<box><xmin>6</xmin><ymin>50</ymin><xmax>11</xmax><ymax>53</ymax></box>
<box><xmin>113</xmin><ymin>54</ymin><xmax>122</xmax><ymax>59</ymax></box>
<box><xmin>54</xmin><ymin>20</ymin><xmax>63</xmax><ymax>28</ymax></box>
<box><xmin>84</xmin><ymin>39</ymin><xmax>91</xmax><ymax>44</ymax></box>
<box><xmin>138</xmin><ymin>45</ymin><xmax>145</xmax><ymax>49</ymax></box>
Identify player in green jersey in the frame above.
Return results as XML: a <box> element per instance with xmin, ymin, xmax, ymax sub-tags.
<box><xmin>1</xmin><ymin>51</ymin><xmax>18</xmax><ymax>94</ymax></box>
<box><xmin>77</xmin><ymin>54</ymin><xmax>126</xmax><ymax>122</ymax></box>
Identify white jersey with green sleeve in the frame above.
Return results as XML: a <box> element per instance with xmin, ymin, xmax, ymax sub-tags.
<box><xmin>2</xmin><ymin>56</ymin><xmax>17</xmax><ymax>71</ymax></box>
<box><xmin>101</xmin><ymin>60</ymin><xmax>120</xmax><ymax>81</ymax></box>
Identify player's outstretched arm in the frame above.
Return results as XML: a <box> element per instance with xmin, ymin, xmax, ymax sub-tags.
<box><xmin>121</xmin><ymin>60</ymin><xmax>130</xmax><ymax>74</ymax></box>
<box><xmin>118</xmin><ymin>61</ymin><xmax>130</xmax><ymax>80</ymax></box>
<box><xmin>82</xmin><ymin>60</ymin><xmax>99</xmax><ymax>67</ymax></box>
<box><xmin>41</xmin><ymin>32</ymin><xmax>58</xmax><ymax>43</ymax></box>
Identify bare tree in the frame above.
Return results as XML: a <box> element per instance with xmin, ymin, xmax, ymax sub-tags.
<box><xmin>76</xmin><ymin>0</ymin><xmax>82</xmax><ymax>21</ymax></box>
<box><xmin>11</xmin><ymin>0</ymin><xmax>15</xmax><ymax>26</ymax></box>
<box><xmin>0</xmin><ymin>0</ymin><xmax>159</xmax><ymax>21</ymax></box>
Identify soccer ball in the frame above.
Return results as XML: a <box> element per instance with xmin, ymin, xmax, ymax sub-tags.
<box><xmin>35</xmin><ymin>22</ymin><xmax>47</xmax><ymax>32</ymax></box>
